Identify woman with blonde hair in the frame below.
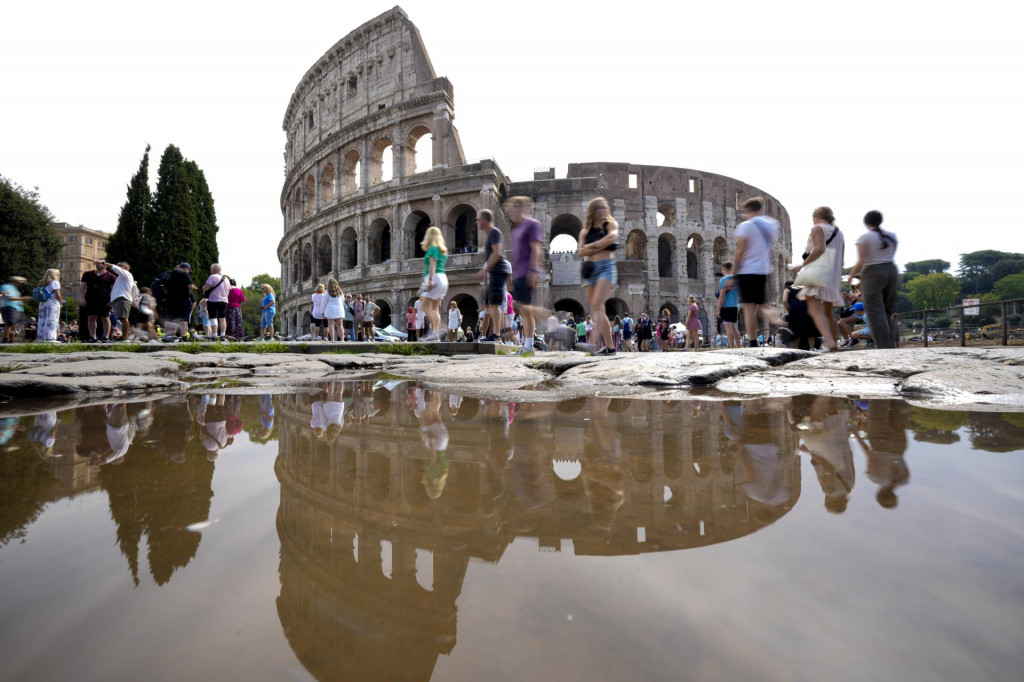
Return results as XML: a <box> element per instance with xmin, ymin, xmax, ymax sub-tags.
<box><xmin>310</xmin><ymin>282</ymin><xmax>327</xmax><ymax>340</ymax></box>
<box><xmin>36</xmin><ymin>268</ymin><xmax>63</xmax><ymax>342</ymax></box>
<box><xmin>684</xmin><ymin>295</ymin><xmax>703</xmax><ymax>351</ymax></box>
<box><xmin>577</xmin><ymin>197</ymin><xmax>619</xmax><ymax>355</ymax></box>
<box><xmin>792</xmin><ymin>206</ymin><xmax>845</xmax><ymax>352</ymax></box>
<box><xmin>323</xmin><ymin>279</ymin><xmax>344</xmax><ymax>342</ymax></box>
<box><xmin>418</xmin><ymin>225</ymin><xmax>449</xmax><ymax>341</ymax></box>
<box><xmin>259</xmin><ymin>283</ymin><xmax>276</xmax><ymax>340</ymax></box>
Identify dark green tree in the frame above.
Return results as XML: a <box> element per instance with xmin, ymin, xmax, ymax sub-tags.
<box><xmin>242</xmin><ymin>273</ymin><xmax>281</xmax><ymax>336</ymax></box>
<box><xmin>992</xmin><ymin>273</ymin><xmax>1024</xmax><ymax>301</ymax></box>
<box><xmin>145</xmin><ymin>145</ymin><xmax>199</xmax><ymax>285</ymax></box>
<box><xmin>183</xmin><ymin>160</ymin><xmax>219</xmax><ymax>275</ymax></box>
<box><xmin>906</xmin><ymin>272</ymin><xmax>960</xmax><ymax>310</ymax></box>
<box><xmin>958</xmin><ymin>250</ymin><xmax>1024</xmax><ymax>295</ymax></box>
<box><xmin>106</xmin><ymin>144</ymin><xmax>152</xmax><ymax>270</ymax></box>
<box><xmin>903</xmin><ymin>259</ymin><xmax>950</xmax><ymax>275</ymax></box>
<box><xmin>0</xmin><ymin>175</ymin><xmax>63</xmax><ymax>282</ymax></box>
<box><xmin>901</xmin><ymin>271</ymin><xmax>924</xmax><ymax>287</ymax></box>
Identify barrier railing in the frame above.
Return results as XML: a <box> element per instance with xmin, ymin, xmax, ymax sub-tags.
<box><xmin>894</xmin><ymin>297</ymin><xmax>1024</xmax><ymax>347</ymax></box>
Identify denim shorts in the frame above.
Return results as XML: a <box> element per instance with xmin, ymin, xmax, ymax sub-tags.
<box><xmin>583</xmin><ymin>259</ymin><xmax>617</xmax><ymax>288</ymax></box>
<box><xmin>261</xmin><ymin>310</ymin><xmax>275</xmax><ymax>327</ymax></box>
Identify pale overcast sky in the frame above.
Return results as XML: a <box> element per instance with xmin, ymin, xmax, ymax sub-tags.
<box><xmin>3</xmin><ymin>0</ymin><xmax>1022</xmax><ymax>284</ymax></box>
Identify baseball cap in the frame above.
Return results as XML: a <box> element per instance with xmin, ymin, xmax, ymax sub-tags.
<box><xmin>178</xmin><ymin>263</ymin><xmax>192</xmax><ymax>270</ymax></box>
<box><xmin>852</xmin><ymin>302</ymin><xmax>864</xmax><ymax>312</ymax></box>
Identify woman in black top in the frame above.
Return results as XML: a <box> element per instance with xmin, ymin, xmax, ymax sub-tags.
<box><xmin>577</xmin><ymin>197</ymin><xmax>619</xmax><ymax>355</ymax></box>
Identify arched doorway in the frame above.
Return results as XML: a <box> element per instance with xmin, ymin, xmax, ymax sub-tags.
<box><xmin>659</xmin><ymin>301</ymin><xmax>680</xmax><ymax>322</ymax></box>
<box><xmin>301</xmin><ymin>242</ymin><xmax>313</xmax><ymax>281</ymax></box>
<box><xmin>686</xmin><ymin>234</ymin><xmax>703</xmax><ymax>280</ymax></box>
<box><xmin>554</xmin><ymin>298</ymin><xmax>586</xmax><ymax>322</ymax></box>
<box><xmin>373</xmin><ymin>299</ymin><xmax>392</xmax><ymax>329</ymax></box>
<box><xmin>316</xmin><ymin>235</ymin><xmax>332</xmax><ymax>278</ymax></box>
<box><xmin>625</xmin><ymin>230</ymin><xmax>647</xmax><ymax>261</ymax></box>
<box><xmin>320</xmin><ymin>163</ymin><xmax>336</xmax><ymax>206</ymax></box>
<box><xmin>658</xmin><ymin>234</ymin><xmax>675</xmax><ymax>278</ymax></box>
<box><xmin>404</xmin><ymin>211</ymin><xmax>432</xmax><ymax>259</ymax></box>
<box><xmin>449</xmin><ymin>204</ymin><xmax>478</xmax><ymax>253</ymax></box>
<box><xmin>450</xmin><ymin>293</ymin><xmax>479</xmax><ymax>333</ymax></box>
<box><xmin>368</xmin><ymin>219</ymin><xmax>391</xmax><ymax>264</ymax></box>
<box><xmin>605</xmin><ymin>298</ymin><xmax>629</xmax><ymax>319</ymax></box>
<box><xmin>339</xmin><ymin>227</ymin><xmax>357</xmax><ymax>270</ymax></box>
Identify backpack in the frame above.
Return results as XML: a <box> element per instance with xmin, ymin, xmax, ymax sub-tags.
<box><xmin>151</xmin><ymin>271</ymin><xmax>171</xmax><ymax>304</ymax></box>
<box><xmin>32</xmin><ymin>286</ymin><xmax>52</xmax><ymax>302</ymax></box>
<box><xmin>623</xmin><ymin>318</ymin><xmax>632</xmax><ymax>333</ymax></box>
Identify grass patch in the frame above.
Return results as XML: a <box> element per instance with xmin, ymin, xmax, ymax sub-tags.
<box><xmin>372</xmin><ymin>343</ymin><xmax>440</xmax><ymax>356</ymax></box>
<box><xmin>0</xmin><ymin>361</ymin><xmax>26</xmax><ymax>373</ymax></box>
<box><xmin>0</xmin><ymin>342</ymin><xmax>145</xmax><ymax>354</ymax></box>
<box><xmin>375</xmin><ymin>372</ymin><xmax>412</xmax><ymax>381</ymax></box>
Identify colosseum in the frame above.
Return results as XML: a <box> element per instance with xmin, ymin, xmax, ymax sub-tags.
<box><xmin>278</xmin><ymin>7</ymin><xmax>792</xmax><ymax>336</ymax></box>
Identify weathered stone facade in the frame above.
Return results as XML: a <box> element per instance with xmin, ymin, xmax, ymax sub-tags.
<box><xmin>278</xmin><ymin>7</ymin><xmax>791</xmax><ymax>334</ymax></box>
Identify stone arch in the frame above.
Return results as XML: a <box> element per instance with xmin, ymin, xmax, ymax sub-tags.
<box><xmin>339</xmin><ymin>227</ymin><xmax>357</xmax><ymax>270</ymax></box>
<box><xmin>301</xmin><ymin>242</ymin><xmax>313</xmax><ymax>281</ymax></box>
<box><xmin>292</xmin><ymin>186</ymin><xmax>302</xmax><ymax>223</ymax></box>
<box><xmin>372</xmin><ymin>298</ymin><xmax>392</xmax><ymax>328</ymax></box>
<box><xmin>658</xmin><ymin>233</ymin><xmax>676</xmax><ymax>278</ymax></box>
<box><xmin>290</xmin><ymin>254</ymin><xmax>300</xmax><ymax>287</ymax></box>
<box><xmin>625</xmin><ymin>229</ymin><xmax>648</xmax><ymax>261</ymax></box>
<box><xmin>449</xmin><ymin>293</ymin><xmax>479</xmax><ymax>332</ymax></box>
<box><xmin>405</xmin><ymin>124</ymin><xmax>433</xmax><ymax>174</ymax></box>
<box><xmin>550</xmin><ymin>214</ymin><xmax>582</xmax><ymax>254</ymax></box>
<box><xmin>369</xmin><ymin>137</ymin><xmax>393</xmax><ymax>186</ymax></box>
<box><xmin>320</xmin><ymin>162</ymin><xmax>336</xmax><ymax>205</ymax></box>
<box><xmin>553</xmin><ymin>298</ymin><xmax>586</xmax><ymax>322</ymax></box>
<box><xmin>657</xmin><ymin>200</ymin><xmax>676</xmax><ymax>227</ymax></box>
<box><xmin>659</xmin><ymin>301</ymin><xmax>680</xmax><ymax>321</ymax></box>
<box><xmin>448</xmin><ymin>204</ymin><xmax>478</xmax><ymax>253</ymax></box>
<box><xmin>686</xmin><ymin>234</ymin><xmax>703</xmax><ymax>280</ymax></box>
<box><xmin>304</xmin><ymin>174</ymin><xmax>315</xmax><ymax>216</ymax></box>
<box><xmin>713</xmin><ymin>237</ymin><xmax>729</xmax><ymax>275</ymax></box>
<box><xmin>341</xmin><ymin>149</ymin><xmax>360</xmax><ymax>194</ymax></box>
<box><xmin>605</xmin><ymin>298</ymin><xmax>629</xmax><ymax>320</ymax></box>
<box><xmin>404</xmin><ymin>210</ymin><xmax>432</xmax><ymax>259</ymax></box>
<box><xmin>368</xmin><ymin>218</ymin><xmax>391</xmax><ymax>265</ymax></box>
<box><xmin>316</xmin><ymin>235</ymin><xmax>332</xmax><ymax>277</ymax></box>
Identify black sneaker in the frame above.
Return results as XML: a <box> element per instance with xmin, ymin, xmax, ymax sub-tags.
<box><xmin>596</xmin><ymin>347</ymin><xmax>616</xmax><ymax>355</ymax></box>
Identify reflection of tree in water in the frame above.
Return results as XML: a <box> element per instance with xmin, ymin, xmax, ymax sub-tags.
<box><xmin>908</xmin><ymin>407</ymin><xmax>967</xmax><ymax>444</ymax></box>
<box><xmin>0</xmin><ymin>421</ymin><xmax>53</xmax><ymax>548</ymax></box>
<box><xmin>966</xmin><ymin>412</ymin><xmax>1024</xmax><ymax>453</ymax></box>
<box><xmin>99</xmin><ymin>397</ymin><xmax>214</xmax><ymax>586</ymax></box>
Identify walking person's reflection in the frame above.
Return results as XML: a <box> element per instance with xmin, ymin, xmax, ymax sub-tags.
<box><xmin>790</xmin><ymin>396</ymin><xmax>855</xmax><ymax>514</ymax></box>
<box><xmin>310</xmin><ymin>397</ymin><xmax>327</xmax><ymax>440</ymax></box>
<box><xmin>582</xmin><ymin>397</ymin><xmax>624</xmax><ymax>531</ymax></box>
<box><xmin>27</xmin><ymin>410</ymin><xmax>57</xmax><ymax>459</ymax></box>
<box><xmin>324</xmin><ymin>383</ymin><xmax>346</xmax><ymax>443</ymax></box>
<box><xmin>103</xmin><ymin>403</ymin><xmax>139</xmax><ymax>466</ymax></box>
<box><xmin>197</xmin><ymin>395</ymin><xmax>231</xmax><ymax>460</ymax></box>
<box><xmin>416</xmin><ymin>389</ymin><xmax>449</xmax><ymax>499</ymax></box>
<box><xmin>854</xmin><ymin>400</ymin><xmax>909</xmax><ymax>509</ymax></box>
<box><xmin>255</xmin><ymin>394</ymin><xmax>275</xmax><ymax>443</ymax></box>
<box><xmin>738</xmin><ymin>400</ymin><xmax>791</xmax><ymax>510</ymax></box>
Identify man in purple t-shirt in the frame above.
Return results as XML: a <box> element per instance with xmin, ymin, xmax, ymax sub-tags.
<box><xmin>506</xmin><ymin>196</ymin><xmax>545</xmax><ymax>352</ymax></box>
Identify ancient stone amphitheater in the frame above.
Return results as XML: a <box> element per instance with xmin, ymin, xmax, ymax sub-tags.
<box><xmin>278</xmin><ymin>7</ymin><xmax>792</xmax><ymax>335</ymax></box>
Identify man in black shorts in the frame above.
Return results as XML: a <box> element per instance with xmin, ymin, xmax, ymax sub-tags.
<box><xmin>733</xmin><ymin>197</ymin><xmax>784</xmax><ymax>346</ymax></box>
<box><xmin>475</xmin><ymin>209</ymin><xmax>511</xmax><ymax>341</ymax></box>
<box><xmin>80</xmin><ymin>260</ymin><xmax>117</xmax><ymax>342</ymax></box>
<box><xmin>164</xmin><ymin>263</ymin><xmax>197</xmax><ymax>337</ymax></box>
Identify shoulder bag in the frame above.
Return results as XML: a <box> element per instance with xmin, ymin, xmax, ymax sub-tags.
<box><xmin>793</xmin><ymin>226</ymin><xmax>840</xmax><ymax>289</ymax></box>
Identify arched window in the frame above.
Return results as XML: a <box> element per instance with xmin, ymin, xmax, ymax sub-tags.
<box><xmin>686</xmin><ymin>234</ymin><xmax>703</xmax><ymax>280</ymax></box>
<box><xmin>550</xmin><ymin>214</ymin><xmax>582</xmax><ymax>254</ymax></box>
<box><xmin>449</xmin><ymin>205</ymin><xmax>477</xmax><ymax>253</ymax></box>
<box><xmin>403</xmin><ymin>210</ymin><xmax>432</xmax><ymax>259</ymax></box>
<box><xmin>320</xmin><ymin>163</ymin><xmax>336</xmax><ymax>205</ymax></box>
<box><xmin>340</xmin><ymin>227</ymin><xmax>358</xmax><ymax>270</ymax></box>
<box><xmin>316</xmin><ymin>235</ymin><xmax>332</xmax><ymax>277</ymax></box>
<box><xmin>342</xmin><ymin>150</ymin><xmax>360</xmax><ymax>195</ymax></box>
<box><xmin>368</xmin><ymin>219</ymin><xmax>391</xmax><ymax>264</ymax></box>
<box><xmin>370</xmin><ymin>138</ymin><xmax>393</xmax><ymax>186</ymax></box>
<box><xmin>658</xmin><ymin>234</ymin><xmax>675</xmax><ymax>278</ymax></box>
<box><xmin>625</xmin><ymin>230</ymin><xmax>648</xmax><ymax>261</ymax></box>
<box><xmin>406</xmin><ymin>125</ymin><xmax>433</xmax><ymax>174</ymax></box>
<box><xmin>301</xmin><ymin>242</ymin><xmax>313</xmax><ymax>281</ymax></box>
<box><xmin>304</xmin><ymin>175</ymin><xmax>315</xmax><ymax>216</ymax></box>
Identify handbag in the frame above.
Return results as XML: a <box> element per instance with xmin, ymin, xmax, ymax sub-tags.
<box><xmin>580</xmin><ymin>260</ymin><xmax>595</xmax><ymax>279</ymax></box>
<box><xmin>794</xmin><ymin>226</ymin><xmax>840</xmax><ymax>289</ymax></box>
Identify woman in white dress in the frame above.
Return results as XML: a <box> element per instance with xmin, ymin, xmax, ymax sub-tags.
<box><xmin>36</xmin><ymin>268</ymin><xmax>63</xmax><ymax>342</ymax></box>
<box><xmin>791</xmin><ymin>206</ymin><xmax>844</xmax><ymax>352</ymax></box>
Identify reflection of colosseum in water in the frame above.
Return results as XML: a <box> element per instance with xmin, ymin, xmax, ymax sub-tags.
<box><xmin>277</xmin><ymin>7</ymin><xmax>792</xmax><ymax>333</ymax></box>
<box><xmin>274</xmin><ymin>385</ymin><xmax>799</xmax><ymax>681</ymax></box>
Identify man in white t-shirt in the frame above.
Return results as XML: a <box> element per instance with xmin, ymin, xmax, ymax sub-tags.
<box><xmin>203</xmin><ymin>263</ymin><xmax>231</xmax><ymax>339</ymax></box>
<box><xmin>733</xmin><ymin>196</ymin><xmax>782</xmax><ymax>347</ymax></box>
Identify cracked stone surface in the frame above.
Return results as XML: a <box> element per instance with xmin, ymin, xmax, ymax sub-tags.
<box><xmin>1</xmin><ymin>347</ymin><xmax>1022</xmax><ymax>411</ymax></box>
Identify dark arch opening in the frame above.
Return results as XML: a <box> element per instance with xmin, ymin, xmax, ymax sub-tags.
<box><xmin>301</xmin><ymin>243</ymin><xmax>313</xmax><ymax>281</ymax></box>
<box><xmin>451</xmin><ymin>205</ymin><xmax>478</xmax><ymax>254</ymax></box>
<box><xmin>625</xmin><ymin>230</ymin><xmax>647</xmax><ymax>261</ymax></box>
<box><xmin>409</xmin><ymin>212</ymin><xmax>432</xmax><ymax>259</ymax></box>
<box><xmin>340</xmin><ymin>227</ymin><xmax>357</xmax><ymax>270</ymax></box>
<box><xmin>373</xmin><ymin>299</ymin><xmax>392</xmax><ymax>329</ymax></box>
<box><xmin>551</xmin><ymin>214</ymin><xmax>582</xmax><ymax>240</ymax></box>
<box><xmin>554</xmin><ymin>298</ymin><xmax>586</xmax><ymax>322</ymax></box>
<box><xmin>605</xmin><ymin>298</ymin><xmax>629</xmax><ymax>320</ymax></box>
<box><xmin>450</xmin><ymin>293</ymin><xmax>479</xmax><ymax>333</ymax></box>
<box><xmin>368</xmin><ymin>219</ymin><xmax>391</xmax><ymax>265</ymax></box>
<box><xmin>658</xmin><ymin>234</ymin><xmax>675</xmax><ymax>278</ymax></box>
<box><xmin>316</xmin><ymin>236</ymin><xmax>332</xmax><ymax>278</ymax></box>
<box><xmin>687</xmin><ymin>251</ymin><xmax>699</xmax><ymax>280</ymax></box>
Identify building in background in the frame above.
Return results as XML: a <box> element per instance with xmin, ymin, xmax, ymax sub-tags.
<box><xmin>53</xmin><ymin>221</ymin><xmax>111</xmax><ymax>301</ymax></box>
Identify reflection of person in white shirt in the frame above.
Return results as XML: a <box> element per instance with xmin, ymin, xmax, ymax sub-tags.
<box><xmin>197</xmin><ymin>395</ymin><xmax>230</xmax><ymax>460</ymax></box>
<box><xmin>310</xmin><ymin>400</ymin><xmax>327</xmax><ymax>438</ymax></box>
<box><xmin>417</xmin><ymin>390</ymin><xmax>449</xmax><ymax>499</ymax></box>
<box><xmin>105</xmin><ymin>403</ymin><xmax>138</xmax><ymax>465</ymax></box>
<box><xmin>324</xmin><ymin>382</ymin><xmax>346</xmax><ymax>442</ymax></box>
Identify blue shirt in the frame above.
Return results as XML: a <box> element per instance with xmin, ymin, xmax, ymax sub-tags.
<box><xmin>718</xmin><ymin>275</ymin><xmax>739</xmax><ymax>308</ymax></box>
<box><xmin>1</xmin><ymin>284</ymin><xmax>24</xmax><ymax>312</ymax></box>
<box><xmin>261</xmin><ymin>293</ymin><xmax>276</xmax><ymax>315</ymax></box>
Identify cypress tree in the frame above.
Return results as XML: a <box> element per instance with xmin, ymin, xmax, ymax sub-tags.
<box><xmin>184</xmin><ymin>160</ymin><xmax>219</xmax><ymax>274</ymax></box>
<box><xmin>146</xmin><ymin>145</ymin><xmax>200</xmax><ymax>285</ymax></box>
<box><xmin>0</xmin><ymin>174</ymin><xmax>63</xmax><ymax>282</ymax></box>
<box><xmin>106</xmin><ymin>144</ymin><xmax>151</xmax><ymax>272</ymax></box>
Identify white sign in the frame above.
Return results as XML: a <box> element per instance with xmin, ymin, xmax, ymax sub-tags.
<box><xmin>963</xmin><ymin>298</ymin><xmax>980</xmax><ymax>316</ymax></box>
<box><xmin>628</xmin><ymin>284</ymin><xmax>645</xmax><ymax>296</ymax></box>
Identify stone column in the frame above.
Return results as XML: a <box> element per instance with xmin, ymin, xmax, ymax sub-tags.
<box><xmin>332</xmin><ymin>223</ymin><xmax>340</xmax><ymax>276</ymax></box>
<box><xmin>360</xmin><ymin>138</ymin><xmax>371</xmax><ymax>190</ymax></box>
<box><xmin>356</xmin><ymin>212</ymin><xmax>368</xmax><ymax>269</ymax></box>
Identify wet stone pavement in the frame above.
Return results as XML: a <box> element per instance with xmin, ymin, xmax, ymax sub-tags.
<box><xmin>0</xmin><ymin>382</ymin><xmax>1022</xmax><ymax>681</ymax></box>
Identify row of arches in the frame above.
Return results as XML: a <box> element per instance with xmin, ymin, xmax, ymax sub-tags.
<box><xmin>289</xmin><ymin>127</ymin><xmax>435</xmax><ymax>222</ymax></box>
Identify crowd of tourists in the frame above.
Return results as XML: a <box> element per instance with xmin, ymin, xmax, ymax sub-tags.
<box><xmin>0</xmin><ymin>196</ymin><xmax>902</xmax><ymax>352</ymax></box>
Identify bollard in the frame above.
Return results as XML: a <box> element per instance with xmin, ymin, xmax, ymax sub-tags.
<box><xmin>923</xmin><ymin>312</ymin><xmax>929</xmax><ymax>348</ymax></box>
<box><xmin>960</xmin><ymin>307</ymin><xmax>966</xmax><ymax>347</ymax></box>
<box><xmin>1002</xmin><ymin>302</ymin><xmax>1009</xmax><ymax>346</ymax></box>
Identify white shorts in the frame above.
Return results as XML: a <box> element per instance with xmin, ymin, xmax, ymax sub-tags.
<box><xmin>505</xmin><ymin>313</ymin><xmax>514</xmax><ymax>329</ymax></box>
<box><xmin>421</xmin><ymin>273</ymin><xmax>449</xmax><ymax>301</ymax></box>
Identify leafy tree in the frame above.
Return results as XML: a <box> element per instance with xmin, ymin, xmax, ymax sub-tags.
<box><xmin>957</xmin><ymin>250</ymin><xmax>1024</xmax><ymax>295</ymax></box>
<box><xmin>106</xmin><ymin>144</ymin><xmax>151</xmax><ymax>269</ymax></box>
<box><xmin>894</xmin><ymin>291</ymin><xmax>914</xmax><ymax>313</ymax></box>
<box><xmin>901</xmin><ymin>271</ymin><xmax>924</xmax><ymax>287</ymax></box>
<box><xmin>903</xmin><ymin>259</ymin><xmax>950</xmax><ymax>275</ymax></box>
<box><xmin>930</xmin><ymin>316</ymin><xmax>951</xmax><ymax>329</ymax></box>
<box><xmin>906</xmin><ymin>272</ymin><xmax>960</xmax><ymax>310</ymax></box>
<box><xmin>0</xmin><ymin>175</ymin><xmax>63</xmax><ymax>282</ymax></box>
<box><xmin>183</xmin><ymin>160</ymin><xmax>219</xmax><ymax>275</ymax></box>
<box><xmin>992</xmin><ymin>273</ymin><xmax>1024</xmax><ymax>301</ymax></box>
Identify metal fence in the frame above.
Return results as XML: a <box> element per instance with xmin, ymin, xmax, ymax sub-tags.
<box><xmin>894</xmin><ymin>297</ymin><xmax>1024</xmax><ymax>347</ymax></box>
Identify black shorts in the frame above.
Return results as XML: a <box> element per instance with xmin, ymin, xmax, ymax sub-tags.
<box><xmin>485</xmin><ymin>270</ymin><xmax>508</xmax><ymax>306</ymax></box>
<box><xmin>85</xmin><ymin>299</ymin><xmax>110</xmax><ymax>316</ymax></box>
<box><xmin>311</xmin><ymin>316</ymin><xmax>326</xmax><ymax>330</ymax></box>
<box><xmin>512</xmin><ymin>277</ymin><xmax>533</xmax><ymax>305</ymax></box>
<box><xmin>2</xmin><ymin>307</ymin><xmax>27</xmax><ymax>327</ymax></box>
<box><xmin>720</xmin><ymin>306</ymin><xmax>739</xmax><ymax>323</ymax></box>
<box><xmin>737</xmin><ymin>274</ymin><xmax>768</xmax><ymax>305</ymax></box>
<box><xmin>207</xmin><ymin>301</ymin><xmax>227</xmax><ymax>318</ymax></box>
<box><xmin>166</xmin><ymin>299</ymin><xmax>192</xmax><ymax>321</ymax></box>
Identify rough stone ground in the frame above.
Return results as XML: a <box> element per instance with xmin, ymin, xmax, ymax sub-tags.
<box><xmin>1</xmin><ymin>347</ymin><xmax>1023</xmax><ymax>412</ymax></box>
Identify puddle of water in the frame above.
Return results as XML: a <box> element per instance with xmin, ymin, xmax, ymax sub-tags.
<box><xmin>1</xmin><ymin>385</ymin><xmax>1023</xmax><ymax>681</ymax></box>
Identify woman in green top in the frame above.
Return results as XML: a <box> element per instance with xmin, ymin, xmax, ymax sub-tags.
<box><xmin>418</xmin><ymin>226</ymin><xmax>449</xmax><ymax>341</ymax></box>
